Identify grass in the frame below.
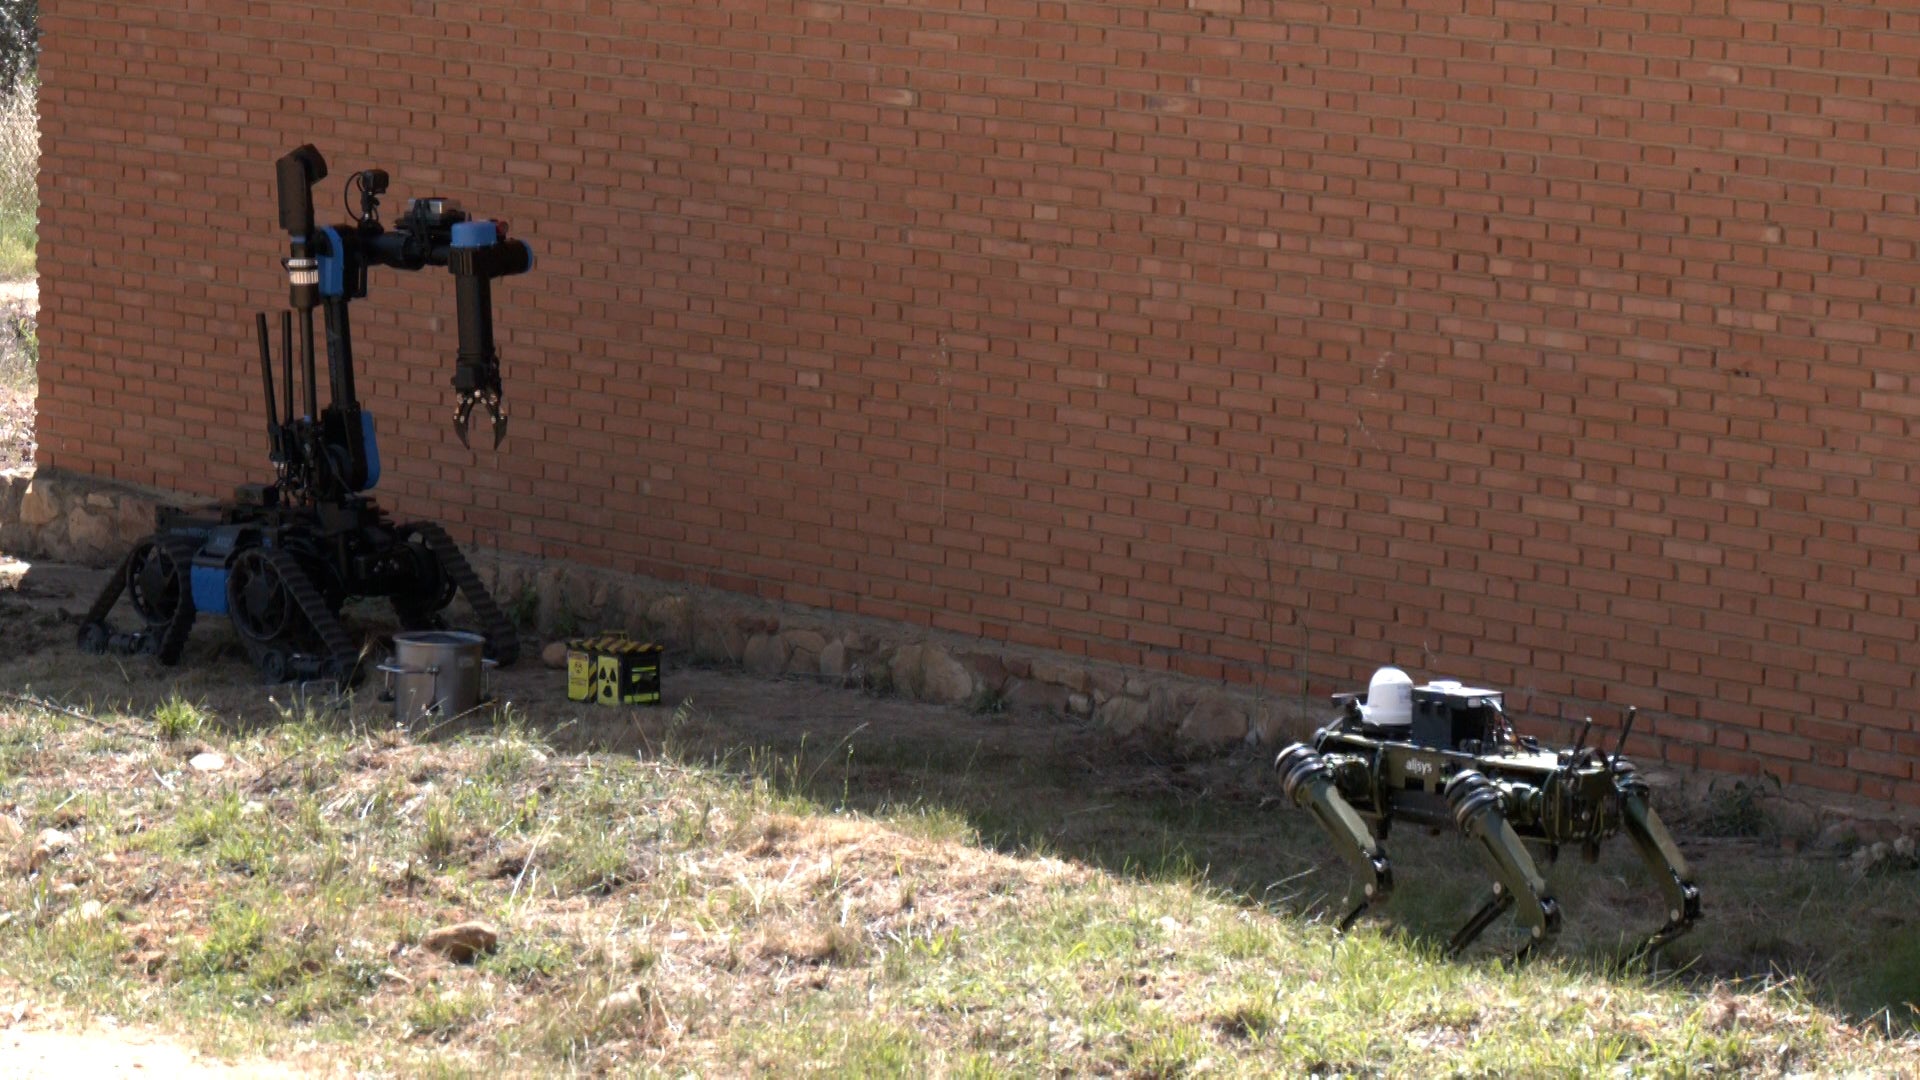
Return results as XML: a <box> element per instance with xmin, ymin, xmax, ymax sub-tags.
<box><xmin>0</xmin><ymin>605</ymin><xmax>1912</xmax><ymax>1073</ymax></box>
<box><xmin>0</xmin><ymin>693</ymin><xmax>1907</xmax><ymax>1075</ymax></box>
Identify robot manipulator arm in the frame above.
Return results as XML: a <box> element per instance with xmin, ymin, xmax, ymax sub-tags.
<box><xmin>361</xmin><ymin>195</ymin><xmax>534</xmax><ymax>448</ymax></box>
<box><xmin>273</xmin><ymin>144</ymin><xmax>534</xmax><ymax>452</ymax></box>
<box><xmin>445</xmin><ymin>222</ymin><xmax>533</xmax><ymax>448</ymax></box>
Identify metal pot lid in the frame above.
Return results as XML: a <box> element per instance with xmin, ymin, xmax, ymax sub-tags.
<box><xmin>393</xmin><ymin>631</ymin><xmax>488</xmax><ymax>647</ymax></box>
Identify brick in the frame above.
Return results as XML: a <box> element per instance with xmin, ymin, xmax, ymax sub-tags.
<box><xmin>30</xmin><ymin>0</ymin><xmax>1920</xmax><ymax>802</ymax></box>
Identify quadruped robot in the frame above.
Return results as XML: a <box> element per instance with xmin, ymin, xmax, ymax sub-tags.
<box><xmin>1275</xmin><ymin>668</ymin><xmax>1701</xmax><ymax>961</ymax></box>
<box><xmin>77</xmin><ymin>145</ymin><xmax>527</xmax><ymax>683</ymax></box>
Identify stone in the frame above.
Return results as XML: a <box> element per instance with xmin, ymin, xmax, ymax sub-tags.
<box><xmin>533</xmin><ymin>566</ymin><xmax>568</xmax><ymax>634</ymax></box>
<box><xmin>1004</xmin><ymin>678</ymin><xmax>1072</xmax><ymax>716</ymax></box>
<box><xmin>489</xmin><ymin>561</ymin><xmax>529</xmax><ymax>611</ymax></box>
<box><xmin>918</xmin><ymin>645</ymin><xmax>974</xmax><ymax>705</ymax></box>
<box><xmin>646</xmin><ymin>595</ymin><xmax>693</xmax><ymax>645</ymax></box>
<box><xmin>0</xmin><ymin>471</ymin><xmax>24</xmax><ymax>528</ymax></box>
<box><xmin>1763</xmin><ymin>798</ymin><xmax>1821</xmax><ymax>847</ymax></box>
<box><xmin>1148</xmin><ymin>683</ymin><xmax>1196</xmax><ymax>732</ymax></box>
<box><xmin>959</xmin><ymin>652</ymin><xmax>1011</xmax><ymax>695</ymax></box>
<box><xmin>421</xmin><ymin>921</ymin><xmax>499</xmax><ymax>963</ymax></box>
<box><xmin>818</xmin><ymin>639</ymin><xmax>851</xmax><ymax>681</ymax></box>
<box><xmin>1250</xmin><ymin>703</ymin><xmax>1310</xmax><ymax>746</ymax></box>
<box><xmin>1849</xmin><ymin>819</ymin><xmax>1903</xmax><ymax>847</ymax></box>
<box><xmin>540</xmin><ymin>641</ymin><xmax>569</xmax><ymax>669</ymax></box>
<box><xmin>598</xmin><ymin>984</ymin><xmax>660</xmax><ymax>1035</ymax></box>
<box><xmin>188</xmin><ymin>752</ymin><xmax>226</xmax><ymax>773</ymax></box>
<box><xmin>17</xmin><ymin>479</ymin><xmax>57</xmax><ymax>528</ymax></box>
<box><xmin>1097</xmin><ymin>696</ymin><xmax>1151</xmax><ymax>739</ymax></box>
<box><xmin>744</xmin><ymin>633</ymin><xmax>792</xmax><ymax>676</ymax></box>
<box><xmin>1030</xmin><ymin>657</ymin><xmax>1089</xmax><ymax>693</ymax></box>
<box><xmin>737</xmin><ymin>613</ymin><xmax>781</xmax><ymax>636</ymax></box>
<box><xmin>1067</xmin><ymin>692</ymin><xmax>1092</xmax><ymax>717</ymax></box>
<box><xmin>693</xmin><ymin>614</ymin><xmax>746</xmax><ymax>665</ymax></box>
<box><xmin>54</xmin><ymin>898</ymin><xmax>106</xmax><ymax>930</ymax></box>
<box><xmin>28</xmin><ymin>828</ymin><xmax>73</xmax><ymax>871</ymax></box>
<box><xmin>620</xmin><ymin>588</ymin><xmax>655</xmax><ymax>632</ymax></box>
<box><xmin>887</xmin><ymin>645</ymin><xmax>925</xmax><ymax>697</ymax></box>
<box><xmin>563</xmin><ymin>573</ymin><xmax>605</xmax><ymax>627</ymax></box>
<box><xmin>1813</xmin><ymin>821</ymin><xmax>1857</xmax><ymax>853</ymax></box>
<box><xmin>115</xmin><ymin>499</ymin><xmax>155</xmax><ymax>547</ymax></box>
<box><xmin>1177</xmin><ymin>696</ymin><xmax>1249</xmax><ymax>751</ymax></box>
<box><xmin>782</xmin><ymin>630</ymin><xmax>827</xmax><ymax>674</ymax></box>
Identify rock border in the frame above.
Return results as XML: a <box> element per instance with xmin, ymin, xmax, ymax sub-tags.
<box><xmin>0</xmin><ymin>466</ymin><xmax>206</xmax><ymax>566</ymax></box>
<box><xmin>478</xmin><ymin>542</ymin><xmax>1317</xmax><ymax>754</ymax></box>
<box><xmin>0</xmin><ymin>466</ymin><xmax>1318</xmax><ymax>755</ymax></box>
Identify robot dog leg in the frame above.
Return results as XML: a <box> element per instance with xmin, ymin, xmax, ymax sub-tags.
<box><xmin>1275</xmin><ymin>744</ymin><xmax>1394</xmax><ymax>931</ymax></box>
<box><xmin>1615</xmin><ymin>763</ymin><xmax>1701</xmax><ymax>959</ymax></box>
<box><xmin>1443</xmin><ymin>770</ymin><xmax>1561</xmax><ymax>961</ymax></box>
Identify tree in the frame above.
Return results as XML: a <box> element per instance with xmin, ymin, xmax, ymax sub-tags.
<box><xmin>0</xmin><ymin>1</ymin><xmax>34</xmax><ymax>90</ymax></box>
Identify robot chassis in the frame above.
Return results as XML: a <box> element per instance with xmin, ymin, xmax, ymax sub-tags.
<box><xmin>1274</xmin><ymin>676</ymin><xmax>1701</xmax><ymax>962</ymax></box>
<box><xmin>76</xmin><ymin>145</ymin><xmax>527</xmax><ymax>683</ymax></box>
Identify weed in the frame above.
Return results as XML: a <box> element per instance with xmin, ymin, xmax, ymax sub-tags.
<box><xmin>420</xmin><ymin>797</ymin><xmax>459</xmax><ymax>863</ymax></box>
<box><xmin>552</xmin><ymin>828</ymin><xmax>636</xmax><ymax>896</ymax></box>
<box><xmin>481</xmin><ymin>934</ymin><xmax>573</xmax><ymax>988</ymax></box>
<box><xmin>151</xmin><ymin>694</ymin><xmax>208</xmax><ymax>740</ymax></box>
<box><xmin>1697</xmin><ymin>776</ymin><xmax>1780</xmax><ymax>840</ymax></box>
<box><xmin>967</xmin><ymin>684</ymin><xmax>1009</xmax><ymax>716</ymax></box>
<box><xmin>180</xmin><ymin>901</ymin><xmax>271</xmax><ymax>978</ymax></box>
<box><xmin>409</xmin><ymin>990</ymin><xmax>488</xmax><ymax>1041</ymax></box>
<box><xmin>506</xmin><ymin>583</ymin><xmax>539</xmax><ymax>631</ymax></box>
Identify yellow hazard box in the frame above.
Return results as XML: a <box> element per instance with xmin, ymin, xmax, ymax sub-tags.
<box><xmin>565</xmin><ymin>634</ymin><xmax>663</xmax><ymax>706</ymax></box>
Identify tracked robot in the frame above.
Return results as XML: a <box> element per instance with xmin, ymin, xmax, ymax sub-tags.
<box><xmin>77</xmin><ymin>145</ymin><xmax>527</xmax><ymax>682</ymax></box>
<box><xmin>1275</xmin><ymin>668</ymin><xmax>1700</xmax><ymax>961</ymax></box>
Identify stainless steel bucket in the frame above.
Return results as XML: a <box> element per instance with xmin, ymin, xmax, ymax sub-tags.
<box><xmin>378</xmin><ymin>631</ymin><xmax>494</xmax><ymax>726</ymax></box>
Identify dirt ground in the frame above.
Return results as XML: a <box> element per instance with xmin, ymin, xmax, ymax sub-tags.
<box><xmin>0</xmin><ymin>1026</ymin><xmax>292</xmax><ymax>1079</ymax></box>
<box><xmin>0</xmin><ymin>977</ymin><xmax>292</xmax><ymax>1078</ymax></box>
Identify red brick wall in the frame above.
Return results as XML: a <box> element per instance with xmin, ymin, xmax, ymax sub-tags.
<box><xmin>35</xmin><ymin>1</ymin><xmax>1920</xmax><ymax>802</ymax></box>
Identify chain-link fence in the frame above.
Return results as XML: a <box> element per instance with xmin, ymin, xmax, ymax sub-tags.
<box><xmin>0</xmin><ymin>1</ymin><xmax>35</xmax><ymax>269</ymax></box>
<box><xmin>0</xmin><ymin>80</ymin><xmax>35</xmax><ymax>243</ymax></box>
<box><xmin>0</xmin><ymin>77</ymin><xmax>33</xmax><ymax>434</ymax></box>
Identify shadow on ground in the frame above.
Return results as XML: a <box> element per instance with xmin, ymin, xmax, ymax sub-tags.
<box><xmin>2</xmin><ymin>556</ymin><xmax>1916</xmax><ymax>1032</ymax></box>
